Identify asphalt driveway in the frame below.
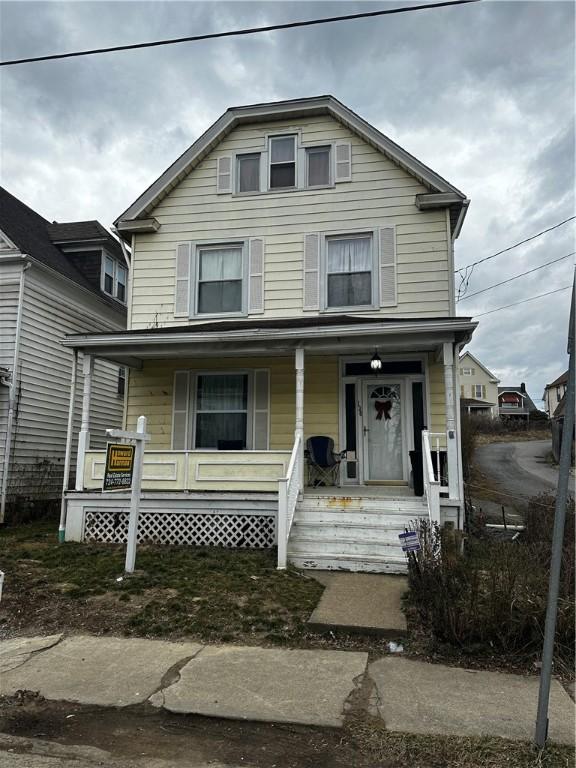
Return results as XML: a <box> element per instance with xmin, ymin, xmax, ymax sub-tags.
<box><xmin>474</xmin><ymin>439</ymin><xmax>558</xmax><ymax>504</ymax></box>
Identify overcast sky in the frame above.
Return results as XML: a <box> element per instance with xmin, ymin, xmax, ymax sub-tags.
<box><xmin>1</xmin><ymin>0</ymin><xmax>574</xmax><ymax>404</ymax></box>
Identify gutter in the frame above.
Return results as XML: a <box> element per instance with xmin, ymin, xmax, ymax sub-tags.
<box><xmin>62</xmin><ymin>318</ymin><xmax>478</xmax><ymax>350</ymax></box>
<box><xmin>452</xmin><ymin>199</ymin><xmax>471</xmax><ymax>241</ymax></box>
<box><xmin>0</xmin><ymin>259</ymin><xmax>31</xmax><ymax>523</ymax></box>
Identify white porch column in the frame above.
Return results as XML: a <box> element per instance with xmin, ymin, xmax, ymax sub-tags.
<box><xmin>295</xmin><ymin>347</ymin><xmax>305</xmax><ymax>490</ymax></box>
<box><xmin>443</xmin><ymin>342</ymin><xmax>459</xmax><ymax>500</ymax></box>
<box><xmin>59</xmin><ymin>349</ymin><xmax>78</xmax><ymax>541</ymax></box>
<box><xmin>75</xmin><ymin>354</ymin><xmax>94</xmax><ymax>491</ymax></box>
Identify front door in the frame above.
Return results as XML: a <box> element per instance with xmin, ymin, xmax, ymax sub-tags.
<box><xmin>361</xmin><ymin>380</ymin><xmax>405</xmax><ymax>483</ymax></box>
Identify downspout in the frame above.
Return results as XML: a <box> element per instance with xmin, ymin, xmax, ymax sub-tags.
<box><xmin>0</xmin><ymin>259</ymin><xmax>31</xmax><ymax>523</ymax></box>
<box><xmin>58</xmin><ymin>348</ymin><xmax>78</xmax><ymax>542</ymax></box>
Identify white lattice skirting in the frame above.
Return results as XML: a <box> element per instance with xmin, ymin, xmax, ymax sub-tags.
<box><xmin>83</xmin><ymin>510</ymin><xmax>276</xmax><ymax>548</ymax></box>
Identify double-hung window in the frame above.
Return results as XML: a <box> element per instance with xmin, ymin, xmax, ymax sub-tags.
<box><xmin>474</xmin><ymin>384</ymin><xmax>484</xmax><ymax>399</ymax></box>
<box><xmin>306</xmin><ymin>146</ymin><xmax>331</xmax><ymax>187</ymax></box>
<box><xmin>102</xmin><ymin>254</ymin><xmax>127</xmax><ymax>303</ymax></box>
<box><xmin>237</xmin><ymin>153</ymin><xmax>260</xmax><ymax>193</ymax></box>
<box><xmin>269</xmin><ymin>135</ymin><xmax>296</xmax><ymax>189</ymax></box>
<box><xmin>195</xmin><ymin>373</ymin><xmax>248</xmax><ymax>449</ymax></box>
<box><xmin>462</xmin><ymin>367</ymin><xmax>472</xmax><ymax>376</ymax></box>
<box><xmin>326</xmin><ymin>234</ymin><xmax>373</xmax><ymax>309</ymax></box>
<box><xmin>197</xmin><ymin>245</ymin><xmax>243</xmax><ymax>315</ymax></box>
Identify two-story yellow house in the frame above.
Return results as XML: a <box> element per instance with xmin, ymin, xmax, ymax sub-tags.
<box><xmin>61</xmin><ymin>96</ymin><xmax>476</xmax><ymax>572</ymax></box>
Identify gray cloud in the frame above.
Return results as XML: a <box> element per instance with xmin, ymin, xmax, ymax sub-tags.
<box><xmin>0</xmin><ymin>0</ymin><xmax>574</xmax><ymax>402</ymax></box>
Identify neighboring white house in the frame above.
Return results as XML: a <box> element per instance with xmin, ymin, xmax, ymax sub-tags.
<box><xmin>0</xmin><ymin>187</ymin><xmax>127</xmax><ymax>520</ymax></box>
<box><xmin>542</xmin><ymin>371</ymin><xmax>568</xmax><ymax>418</ymax></box>
<box><xmin>60</xmin><ymin>95</ymin><xmax>477</xmax><ymax>572</ymax></box>
<box><xmin>458</xmin><ymin>352</ymin><xmax>499</xmax><ymax>418</ymax></box>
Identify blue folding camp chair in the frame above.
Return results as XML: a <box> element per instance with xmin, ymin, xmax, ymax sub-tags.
<box><xmin>305</xmin><ymin>436</ymin><xmax>346</xmax><ymax>487</ymax></box>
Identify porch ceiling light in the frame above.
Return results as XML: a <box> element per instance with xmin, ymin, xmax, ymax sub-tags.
<box><xmin>370</xmin><ymin>350</ymin><xmax>382</xmax><ymax>371</ymax></box>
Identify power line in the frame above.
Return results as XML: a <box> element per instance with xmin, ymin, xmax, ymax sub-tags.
<box><xmin>457</xmin><ymin>252</ymin><xmax>575</xmax><ymax>302</ymax></box>
<box><xmin>473</xmin><ymin>285</ymin><xmax>571</xmax><ymax>318</ymax></box>
<box><xmin>0</xmin><ymin>0</ymin><xmax>480</xmax><ymax>67</ymax></box>
<box><xmin>455</xmin><ymin>215</ymin><xmax>576</xmax><ymax>275</ymax></box>
<box><xmin>455</xmin><ymin>215</ymin><xmax>575</xmax><ymax>301</ymax></box>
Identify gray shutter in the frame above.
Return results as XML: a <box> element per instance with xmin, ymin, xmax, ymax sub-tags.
<box><xmin>334</xmin><ymin>141</ymin><xmax>352</xmax><ymax>182</ymax></box>
<box><xmin>303</xmin><ymin>233</ymin><xmax>320</xmax><ymax>310</ymax></box>
<box><xmin>471</xmin><ymin>368</ymin><xmax>476</xmax><ymax>375</ymax></box>
<box><xmin>175</xmin><ymin>243</ymin><xmax>191</xmax><ymax>317</ymax></box>
<box><xmin>248</xmin><ymin>238</ymin><xmax>265</xmax><ymax>314</ymax></box>
<box><xmin>253</xmin><ymin>370</ymin><xmax>270</xmax><ymax>450</ymax></box>
<box><xmin>172</xmin><ymin>371</ymin><xmax>190</xmax><ymax>449</ymax></box>
<box><xmin>460</xmin><ymin>385</ymin><xmax>465</xmax><ymax>397</ymax></box>
<box><xmin>379</xmin><ymin>227</ymin><xmax>397</xmax><ymax>306</ymax></box>
<box><xmin>216</xmin><ymin>155</ymin><xmax>232</xmax><ymax>194</ymax></box>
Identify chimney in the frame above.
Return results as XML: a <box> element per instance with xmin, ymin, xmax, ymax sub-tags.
<box><xmin>520</xmin><ymin>382</ymin><xmax>526</xmax><ymax>393</ymax></box>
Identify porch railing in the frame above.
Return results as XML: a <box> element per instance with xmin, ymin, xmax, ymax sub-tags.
<box><xmin>422</xmin><ymin>429</ymin><xmax>441</xmax><ymax>525</ymax></box>
<box><xmin>277</xmin><ymin>433</ymin><xmax>303</xmax><ymax>569</ymax></box>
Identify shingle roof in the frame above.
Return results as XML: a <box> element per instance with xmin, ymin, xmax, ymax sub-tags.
<box><xmin>46</xmin><ymin>221</ymin><xmax>124</xmax><ymax>260</ymax></box>
<box><xmin>0</xmin><ymin>187</ymin><xmax>126</xmax><ymax>307</ymax></box>
<box><xmin>544</xmin><ymin>370</ymin><xmax>569</xmax><ymax>389</ymax></box>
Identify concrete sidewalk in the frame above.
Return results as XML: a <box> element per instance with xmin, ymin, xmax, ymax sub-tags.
<box><xmin>0</xmin><ymin>634</ymin><xmax>574</xmax><ymax>744</ymax></box>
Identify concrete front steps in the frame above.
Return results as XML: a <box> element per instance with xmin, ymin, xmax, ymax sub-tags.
<box><xmin>287</xmin><ymin>493</ymin><xmax>429</xmax><ymax>574</ymax></box>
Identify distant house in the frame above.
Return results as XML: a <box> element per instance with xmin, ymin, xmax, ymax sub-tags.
<box><xmin>542</xmin><ymin>371</ymin><xmax>568</xmax><ymax>418</ymax></box>
<box><xmin>458</xmin><ymin>352</ymin><xmax>499</xmax><ymax>418</ymax></box>
<box><xmin>497</xmin><ymin>384</ymin><xmax>538</xmax><ymax>420</ymax></box>
<box><xmin>0</xmin><ymin>187</ymin><xmax>127</xmax><ymax>520</ymax></box>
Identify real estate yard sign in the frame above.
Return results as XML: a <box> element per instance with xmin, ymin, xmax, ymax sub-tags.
<box><xmin>103</xmin><ymin>443</ymin><xmax>135</xmax><ymax>492</ymax></box>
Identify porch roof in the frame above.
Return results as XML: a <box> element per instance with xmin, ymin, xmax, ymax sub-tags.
<box><xmin>62</xmin><ymin>314</ymin><xmax>477</xmax><ymax>367</ymax></box>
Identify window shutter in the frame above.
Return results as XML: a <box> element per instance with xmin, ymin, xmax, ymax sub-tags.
<box><xmin>216</xmin><ymin>155</ymin><xmax>232</xmax><ymax>194</ymax></box>
<box><xmin>459</xmin><ymin>367</ymin><xmax>463</xmax><ymax>376</ymax></box>
<box><xmin>303</xmin><ymin>233</ymin><xmax>320</xmax><ymax>310</ymax></box>
<box><xmin>460</xmin><ymin>385</ymin><xmax>465</xmax><ymax>397</ymax></box>
<box><xmin>378</xmin><ymin>227</ymin><xmax>397</xmax><ymax>306</ymax></box>
<box><xmin>248</xmin><ymin>238</ymin><xmax>265</xmax><ymax>314</ymax></box>
<box><xmin>253</xmin><ymin>369</ymin><xmax>270</xmax><ymax>450</ymax></box>
<box><xmin>172</xmin><ymin>371</ymin><xmax>190</xmax><ymax>449</ymax></box>
<box><xmin>482</xmin><ymin>385</ymin><xmax>486</xmax><ymax>399</ymax></box>
<box><xmin>334</xmin><ymin>142</ymin><xmax>352</xmax><ymax>182</ymax></box>
<box><xmin>174</xmin><ymin>243</ymin><xmax>191</xmax><ymax>317</ymax></box>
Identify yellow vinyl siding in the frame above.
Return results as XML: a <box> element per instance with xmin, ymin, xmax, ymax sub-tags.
<box><xmin>428</xmin><ymin>355</ymin><xmax>446</xmax><ymax>434</ymax></box>
<box><xmin>126</xmin><ymin>355</ymin><xmax>339</xmax><ymax>451</ymax></box>
<box><xmin>129</xmin><ymin>114</ymin><xmax>451</xmax><ymax>329</ymax></box>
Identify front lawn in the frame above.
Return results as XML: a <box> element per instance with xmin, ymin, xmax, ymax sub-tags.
<box><xmin>0</xmin><ymin>520</ymin><xmax>323</xmax><ymax>646</ymax></box>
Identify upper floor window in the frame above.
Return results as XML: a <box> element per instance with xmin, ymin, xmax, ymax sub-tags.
<box><xmin>306</xmin><ymin>146</ymin><xmax>331</xmax><ymax>187</ymax></box>
<box><xmin>237</xmin><ymin>153</ymin><xmax>260</xmax><ymax>193</ymax></box>
<box><xmin>326</xmin><ymin>234</ymin><xmax>373</xmax><ymax>309</ymax></box>
<box><xmin>269</xmin><ymin>135</ymin><xmax>296</xmax><ymax>189</ymax></box>
<box><xmin>462</xmin><ymin>367</ymin><xmax>472</xmax><ymax>376</ymax></box>
<box><xmin>102</xmin><ymin>254</ymin><xmax>127</xmax><ymax>303</ymax></box>
<box><xmin>474</xmin><ymin>384</ymin><xmax>484</xmax><ymax>399</ymax></box>
<box><xmin>197</xmin><ymin>245</ymin><xmax>243</xmax><ymax>315</ymax></box>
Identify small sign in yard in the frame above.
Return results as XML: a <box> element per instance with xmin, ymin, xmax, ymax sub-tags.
<box><xmin>399</xmin><ymin>530</ymin><xmax>421</xmax><ymax>553</ymax></box>
<box><xmin>103</xmin><ymin>443</ymin><xmax>135</xmax><ymax>492</ymax></box>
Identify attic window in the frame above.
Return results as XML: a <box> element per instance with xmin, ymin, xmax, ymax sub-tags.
<box><xmin>269</xmin><ymin>135</ymin><xmax>296</xmax><ymax>189</ymax></box>
<box><xmin>237</xmin><ymin>153</ymin><xmax>260</xmax><ymax>193</ymax></box>
<box><xmin>102</xmin><ymin>254</ymin><xmax>127</xmax><ymax>303</ymax></box>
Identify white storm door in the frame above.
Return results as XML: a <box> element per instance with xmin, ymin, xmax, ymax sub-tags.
<box><xmin>362</xmin><ymin>380</ymin><xmax>405</xmax><ymax>482</ymax></box>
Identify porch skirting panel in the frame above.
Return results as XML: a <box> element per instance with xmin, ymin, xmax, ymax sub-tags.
<box><xmin>65</xmin><ymin>492</ymin><xmax>278</xmax><ymax>549</ymax></box>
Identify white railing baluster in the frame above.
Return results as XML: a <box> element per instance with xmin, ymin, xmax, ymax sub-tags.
<box><xmin>422</xmin><ymin>429</ymin><xmax>441</xmax><ymax>525</ymax></box>
<box><xmin>277</xmin><ymin>433</ymin><xmax>302</xmax><ymax>569</ymax></box>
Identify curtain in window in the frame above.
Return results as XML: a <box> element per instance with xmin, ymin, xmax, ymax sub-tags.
<box><xmin>238</xmin><ymin>155</ymin><xmax>260</xmax><ymax>193</ymax></box>
<box><xmin>198</xmin><ymin>247</ymin><xmax>242</xmax><ymax>313</ymax></box>
<box><xmin>195</xmin><ymin>374</ymin><xmax>248</xmax><ymax>449</ymax></box>
<box><xmin>327</xmin><ymin>237</ymin><xmax>372</xmax><ymax>307</ymax></box>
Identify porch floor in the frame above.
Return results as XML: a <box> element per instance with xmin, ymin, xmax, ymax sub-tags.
<box><xmin>303</xmin><ymin>485</ymin><xmax>414</xmax><ymax>498</ymax></box>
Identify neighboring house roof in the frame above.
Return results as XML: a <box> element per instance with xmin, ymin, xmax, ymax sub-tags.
<box><xmin>458</xmin><ymin>351</ymin><xmax>500</xmax><ymax>382</ymax></box>
<box><xmin>543</xmin><ymin>370</ymin><xmax>569</xmax><ymax>390</ymax></box>
<box><xmin>115</xmin><ymin>95</ymin><xmax>469</xmax><ymax>236</ymax></box>
<box><xmin>553</xmin><ymin>393</ymin><xmax>566</xmax><ymax>419</ymax></box>
<box><xmin>498</xmin><ymin>387</ymin><xmax>538</xmax><ymax>411</ymax></box>
<box><xmin>0</xmin><ymin>187</ymin><xmax>127</xmax><ymax>307</ymax></box>
<box><xmin>47</xmin><ymin>221</ymin><xmax>124</xmax><ymax>261</ymax></box>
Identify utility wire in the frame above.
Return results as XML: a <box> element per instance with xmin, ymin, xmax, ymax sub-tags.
<box><xmin>455</xmin><ymin>215</ymin><xmax>575</xmax><ymax>301</ymax></box>
<box><xmin>457</xmin><ymin>252</ymin><xmax>575</xmax><ymax>302</ymax></box>
<box><xmin>455</xmin><ymin>215</ymin><xmax>576</xmax><ymax>275</ymax></box>
<box><xmin>0</xmin><ymin>0</ymin><xmax>480</xmax><ymax>67</ymax></box>
<box><xmin>473</xmin><ymin>285</ymin><xmax>571</xmax><ymax>318</ymax></box>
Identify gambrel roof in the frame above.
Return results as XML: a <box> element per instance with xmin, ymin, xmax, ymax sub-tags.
<box><xmin>115</xmin><ymin>95</ymin><xmax>469</xmax><ymax>237</ymax></box>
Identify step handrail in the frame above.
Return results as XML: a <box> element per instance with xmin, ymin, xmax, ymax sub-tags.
<box><xmin>277</xmin><ymin>433</ymin><xmax>303</xmax><ymax>569</ymax></box>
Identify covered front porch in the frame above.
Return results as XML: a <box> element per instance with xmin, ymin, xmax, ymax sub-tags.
<box><xmin>61</xmin><ymin>315</ymin><xmax>475</xmax><ymax>570</ymax></box>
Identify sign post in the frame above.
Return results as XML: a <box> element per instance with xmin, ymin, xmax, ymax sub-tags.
<box><xmin>105</xmin><ymin>415</ymin><xmax>150</xmax><ymax>574</ymax></box>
